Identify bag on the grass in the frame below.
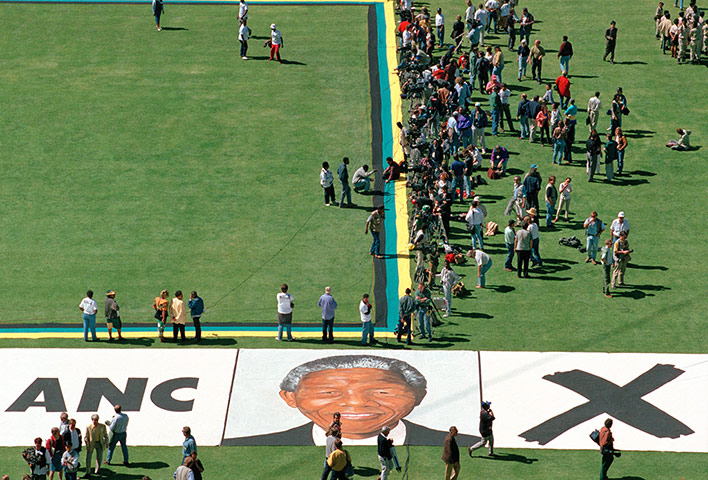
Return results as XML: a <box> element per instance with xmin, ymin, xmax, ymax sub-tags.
<box><xmin>621</xmin><ymin>106</ymin><xmax>630</xmax><ymax>116</ymax></box>
<box><xmin>487</xmin><ymin>167</ymin><xmax>502</xmax><ymax>179</ymax></box>
<box><xmin>485</xmin><ymin>221</ymin><xmax>499</xmax><ymax>236</ymax></box>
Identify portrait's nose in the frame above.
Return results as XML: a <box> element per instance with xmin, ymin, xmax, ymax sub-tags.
<box><xmin>343</xmin><ymin>388</ymin><xmax>371</xmax><ymax>406</ymax></box>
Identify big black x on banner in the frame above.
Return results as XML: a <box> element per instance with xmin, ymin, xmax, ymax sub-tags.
<box><xmin>520</xmin><ymin>364</ymin><xmax>695</xmax><ymax>445</ymax></box>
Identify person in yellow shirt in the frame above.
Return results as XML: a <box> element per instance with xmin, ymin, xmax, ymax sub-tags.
<box><xmin>326</xmin><ymin>439</ymin><xmax>352</xmax><ymax>480</ymax></box>
<box><xmin>153</xmin><ymin>290</ymin><xmax>169</xmax><ymax>342</ymax></box>
<box><xmin>84</xmin><ymin>414</ymin><xmax>108</xmax><ymax>476</ymax></box>
<box><xmin>169</xmin><ymin>290</ymin><xmax>187</xmax><ymax>343</ymax></box>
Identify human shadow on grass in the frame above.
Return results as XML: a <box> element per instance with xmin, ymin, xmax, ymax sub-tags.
<box><xmin>615</xmin><ymin>60</ymin><xmax>648</xmax><ymax>65</ymax></box>
<box><xmin>339</xmin><ymin>204</ymin><xmax>376</xmax><ymax>211</ymax></box>
<box><xmin>610</xmin><ymin>177</ymin><xmax>649</xmax><ymax>187</ymax></box>
<box><xmin>486</xmin><ymin>284</ymin><xmax>515</xmax><ymax>293</ymax></box>
<box><xmin>629</xmin><ymin>169</ymin><xmax>656</xmax><ymax>176</ymax></box>
<box><xmin>353</xmin><ymin>466</ymin><xmax>380</xmax><ymax>477</ymax></box>
<box><xmin>508</xmin><ymin>84</ymin><xmax>533</xmax><ymax>92</ymax></box>
<box><xmin>627</xmin><ymin>264</ymin><xmax>668</xmax><ymax>271</ymax></box>
<box><xmin>477</xmin><ymin>452</ymin><xmax>538</xmax><ymax>464</ymax></box>
<box><xmin>98</xmin><ymin>473</ymin><xmax>148</xmax><ymax>480</ymax></box>
<box><xmin>160</xmin><ymin>26</ymin><xmax>188</xmax><ymax>31</ymax></box>
<box><xmin>191</xmin><ymin>337</ymin><xmax>238</xmax><ymax>346</ymax></box>
<box><xmin>121</xmin><ymin>461</ymin><xmax>169</xmax><ymax>469</ymax></box>
<box><xmin>625</xmin><ymin>129</ymin><xmax>655</xmax><ymax>139</ymax></box>
<box><xmin>611</xmin><ymin>476</ymin><xmax>647</xmax><ymax>480</ymax></box>
<box><xmin>101</xmin><ymin>338</ymin><xmax>154</xmax><ymax>346</ymax></box>
<box><xmin>506</xmin><ymin>167</ymin><xmax>525</xmax><ymax>176</ymax></box>
<box><xmin>568</xmin><ymin>74</ymin><xmax>598</xmax><ymax>79</ymax></box>
<box><xmin>456</xmin><ymin>311</ymin><xmax>494</xmax><ymax>319</ymax></box>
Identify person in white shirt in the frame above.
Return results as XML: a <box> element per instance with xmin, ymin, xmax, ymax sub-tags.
<box><xmin>169</xmin><ymin>290</ymin><xmax>187</xmax><ymax>343</ymax></box>
<box><xmin>238</xmin><ymin>0</ymin><xmax>248</xmax><ymax>23</ymax></box>
<box><xmin>359</xmin><ymin>294</ymin><xmax>374</xmax><ymax>345</ymax></box>
<box><xmin>464</xmin><ymin>201</ymin><xmax>485</xmax><ymax>248</ymax></box>
<box><xmin>475</xmin><ymin>7</ymin><xmax>488</xmax><ymax>45</ymax></box>
<box><xmin>469</xmin><ymin>246</ymin><xmax>493</xmax><ymax>288</ymax></box>
<box><xmin>79</xmin><ymin>290</ymin><xmax>99</xmax><ymax>342</ymax></box>
<box><xmin>320</xmin><ymin>161</ymin><xmax>335</xmax><ymax>206</ymax></box>
<box><xmin>269</xmin><ymin>23</ymin><xmax>283</xmax><ymax>63</ymax></box>
<box><xmin>465</xmin><ymin>0</ymin><xmax>476</xmax><ymax>29</ymax></box>
<box><xmin>105</xmin><ymin>404</ymin><xmax>129</xmax><ymax>465</ymax></box>
<box><xmin>276</xmin><ymin>283</ymin><xmax>294</xmax><ymax>341</ymax></box>
<box><xmin>609</xmin><ymin>211</ymin><xmax>630</xmax><ymax>243</ymax></box>
<box><xmin>587</xmin><ymin>91</ymin><xmax>602</xmax><ymax>132</ymax></box>
<box><xmin>485</xmin><ymin>0</ymin><xmax>499</xmax><ymax>33</ymax></box>
<box><xmin>352</xmin><ymin>164</ymin><xmax>377</xmax><ymax>192</ymax></box>
<box><xmin>553</xmin><ymin>177</ymin><xmax>572</xmax><ymax>223</ymax></box>
<box><xmin>440</xmin><ymin>261</ymin><xmax>461</xmax><ymax>317</ymax></box>
<box><xmin>238</xmin><ymin>19</ymin><xmax>250</xmax><ymax>59</ymax></box>
<box><xmin>435</xmin><ymin>8</ymin><xmax>445</xmax><ymax>47</ymax></box>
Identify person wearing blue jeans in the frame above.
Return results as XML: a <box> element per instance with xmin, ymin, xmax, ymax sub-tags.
<box><xmin>583</xmin><ymin>212</ymin><xmax>605</xmax><ymax>264</ymax></box>
<box><xmin>79</xmin><ymin>290</ymin><xmax>98</xmax><ymax>342</ymax></box>
<box><xmin>471</xmin><ymin>247</ymin><xmax>493</xmax><ymax>288</ymax></box>
<box><xmin>414</xmin><ymin>283</ymin><xmax>433</xmax><ymax>341</ymax></box>
<box><xmin>359</xmin><ymin>294</ymin><xmax>375</xmax><ymax>345</ymax></box>
<box><xmin>489</xmin><ymin>88</ymin><xmax>502</xmax><ymax>136</ymax></box>
<box><xmin>365</xmin><ymin>205</ymin><xmax>385</xmax><ymax>258</ymax></box>
<box><xmin>558</xmin><ymin>35</ymin><xmax>573</xmax><ymax>74</ymax></box>
<box><xmin>106</xmin><ymin>405</ymin><xmax>129</xmax><ymax>465</ymax></box>
<box><xmin>436</xmin><ymin>8</ymin><xmax>445</xmax><ymax>47</ymax></box>
<box><xmin>503</xmin><ymin>219</ymin><xmax>516</xmax><ymax>271</ymax></box>
<box><xmin>318</xmin><ymin>287</ymin><xmax>337</xmax><ymax>343</ymax></box>
<box><xmin>465</xmin><ymin>201</ymin><xmax>485</xmax><ymax>249</ymax></box>
<box><xmin>544</xmin><ymin>176</ymin><xmax>557</xmax><ymax>227</ymax></box>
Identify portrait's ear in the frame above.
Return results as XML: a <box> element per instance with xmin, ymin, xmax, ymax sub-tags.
<box><xmin>280</xmin><ymin>390</ymin><xmax>297</xmax><ymax>408</ymax></box>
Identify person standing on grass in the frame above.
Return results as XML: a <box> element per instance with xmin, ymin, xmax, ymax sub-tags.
<box><xmin>104</xmin><ymin>405</ymin><xmax>129</xmax><ymax>466</ymax></box>
<box><xmin>603</xmin><ymin>21</ymin><xmax>618</xmax><ymax>63</ymax></box>
<box><xmin>105</xmin><ymin>290</ymin><xmax>123</xmax><ymax>342</ymax></box>
<box><xmin>522</xmin><ymin>164</ymin><xmax>541</xmax><ymax>210</ymax></box>
<box><xmin>61</xmin><ymin>443</ymin><xmax>79</xmax><ymax>480</ymax></box>
<box><xmin>320</xmin><ymin>161</ymin><xmax>335</xmax><ymax>206</ymax></box>
<box><xmin>555</xmin><ymin>71</ymin><xmax>571</xmax><ymax>109</ymax></box>
<box><xmin>527</xmin><ymin>95</ymin><xmax>541</xmax><ymax>143</ymax></box>
<box><xmin>238</xmin><ymin>19</ymin><xmax>250</xmax><ymax>60</ymax></box>
<box><xmin>153</xmin><ymin>290</ymin><xmax>169</xmax><ymax>342</ymax></box>
<box><xmin>587</xmin><ymin>91</ymin><xmax>602</xmax><ymax>133</ymax></box>
<box><xmin>529</xmin><ymin>38</ymin><xmax>545</xmax><ymax>84</ymax></box>
<box><xmin>238</xmin><ymin>0</ymin><xmax>248</xmax><ymax>24</ymax></box>
<box><xmin>174</xmin><ymin>458</ymin><xmax>194</xmax><ymax>480</ymax></box>
<box><xmin>469</xmin><ymin>401</ymin><xmax>495</xmax><ymax>456</ymax></box>
<box><xmin>188</xmin><ymin>452</ymin><xmax>204</xmax><ymax>480</ymax></box>
<box><xmin>499</xmin><ymin>83</ymin><xmax>515</xmax><ymax>133</ymax></box>
<box><xmin>611</xmin><ymin>232</ymin><xmax>631</xmax><ymax>289</ymax></box>
<box><xmin>553</xmin><ymin>177</ymin><xmax>572</xmax><ymax>223</ymax></box>
<box><xmin>440</xmin><ymin>260</ymin><xmax>460</xmax><ymax>317</ymax></box>
<box><xmin>337</xmin><ymin>157</ymin><xmax>353</xmax><ymax>208</ymax></box>
<box><xmin>276</xmin><ymin>284</ymin><xmax>294</xmax><ymax>342</ymax></box>
<box><xmin>269</xmin><ymin>24</ymin><xmax>284</xmax><ymax>63</ymax></box>
<box><xmin>586</xmin><ymin>130</ymin><xmax>603</xmax><ymax>182</ymax></box>
<box><xmin>365</xmin><ymin>205</ymin><xmax>385</xmax><ymax>259</ymax></box>
<box><xmin>152</xmin><ymin>0</ymin><xmax>164</xmax><ymax>32</ymax></box>
<box><xmin>327</xmin><ymin>439</ymin><xmax>351</xmax><ymax>480</ymax></box>
<box><xmin>84</xmin><ymin>414</ymin><xmax>108</xmax><ymax>477</ymax></box>
<box><xmin>442</xmin><ymin>426</ymin><xmax>460</xmax><ymax>480</ymax></box>
<box><xmin>603</xmin><ymin>134</ymin><xmax>617</xmax><ymax>182</ymax></box>
<box><xmin>378</xmin><ymin>427</ymin><xmax>394</xmax><ymax>480</ymax></box>
<box><xmin>615</xmin><ymin>128</ymin><xmax>628</xmax><ymax>176</ymax></box>
<box><xmin>318</xmin><ymin>286</ymin><xmax>337</xmax><ymax>343</ymax></box>
<box><xmin>187</xmin><ymin>291</ymin><xmax>203</xmax><ymax>343</ymax></box>
<box><xmin>397</xmin><ymin>288</ymin><xmax>415</xmax><ymax>345</ymax></box>
<box><xmin>360</xmin><ymin>293</ymin><xmax>375</xmax><ymax>346</ymax></box>
<box><xmin>79</xmin><ymin>290</ymin><xmax>98</xmax><ymax>342</ymax></box>
<box><xmin>321</xmin><ymin>426</ymin><xmax>340</xmax><ymax>480</ymax></box>
<box><xmin>503</xmin><ymin>219</ymin><xmax>516</xmax><ymax>271</ymax></box>
<box><xmin>24</xmin><ymin>437</ymin><xmax>51</xmax><ymax>480</ymax></box>
<box><xmin>584</xmin><ymin>211</ymin><xmax>605</xmax><ymax>265</ymax></box>
<box><xmin>601</xmin><ymin>239</ymin><xmax>614</xmax><ymax>298</ymax></box>
<box><xmin>516</xmin><ymin>39</ymin><xmax>529</xmax><ymax>81</ymax></box>
<box><xmin>170</xmin><ymin>290</ymin><xmax>187</xmax><ymax>343</ymax></box>
<box><xmin>181</xmin><ymin>427</ymin><xmax>197</xmax><ymax>464</ymax></box>
<box><xmin>435</xmin><ymin>8</ymin><xmax>445</xmax><ymax>47</ymax></box>
<box><xmin>526</xmin><ymin>208</ymin><xmax>542</xmax><ymax>267</ymax></box>
<box><xmin>415</xmin><ymin>282</ymin><xmax>433</xmax><ymax>342</ymax></box>
<box><xmin>558</xmin><ymin>35</ymin><xmax>573</xmax><ymax>74</ymax></box>
<box><xmin>516</xmin><ymin>92</ymin><xmax>530</xmax><ymax>138</ymax></box>
<box><xmin>515</xmin><ymin>217</ymin><xmax>532</xmax><ymax>278</ymax></box>
<box><xmin>544</xmin><ymin>176</ymin><xmax>557</xmax><ymax>227</ymax></box>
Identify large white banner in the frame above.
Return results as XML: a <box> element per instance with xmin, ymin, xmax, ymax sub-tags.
<box><xmin>223</xmin><ymin>349</ymin><xmax>481</xmax><ymax>446</ymax></box>
<box><xmin>481</xmin><ymin>351</ymin><xmax>708</xmax><ymax>453</ymax></box>
<box><xmin>0</xmin><ymin>349</ymin><xmax>236</xmax><ymax>446</ymax></box>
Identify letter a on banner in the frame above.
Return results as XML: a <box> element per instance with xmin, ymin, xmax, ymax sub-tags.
<box><xmin>6</xmin><ymin>378</ymin><xmax>67</xmax><ymax>412</ymax></box>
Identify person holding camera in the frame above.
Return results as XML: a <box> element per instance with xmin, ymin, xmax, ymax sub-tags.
<box><xmin>360</xmin><ymin>294</ymin><xmax>375</xmax><ymax>346</ymax></box>
<box><xmin>611</xmin><ymin>231</ymin><xmax>631</xmax><ymax>289</ymax></box>
<box><xmin>276</xmin><ymin>284</ymin><xmax>294</xmax><ymax>341</ymax></box>
<box><xmin>415</xmin><ymin>282</ymin><xmax>433</xmax><ymax>342</ymax></box>
<box><xmin>599</xmin><ymin>418</ymin><xmax>621</xmax><ymax>480</ymax></box>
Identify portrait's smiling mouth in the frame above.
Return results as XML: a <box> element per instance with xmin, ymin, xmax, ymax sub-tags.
<box><xmin>339</xmin><ymin>412</ymin><xmax>381</xmax><ymax>419</ymax></box>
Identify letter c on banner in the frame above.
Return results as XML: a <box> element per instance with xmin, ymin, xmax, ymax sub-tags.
<box><xmin>150</xmin><ymin>377</ymin><xmax>199</xmax><ymax>412</ymax></box>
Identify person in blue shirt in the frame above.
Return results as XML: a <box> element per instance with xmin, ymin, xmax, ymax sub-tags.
<box><xmin>318</xmin><ymin>287</ymin><xmax>338</xmax><ymax>343</ymax></box>
<box><xmin>337</xmin><ymin>157</ymin><xmax>353</xmax><ymax>208</ymax></box>
<box><xmin>187</xmin><ymin>291</ymin><xmax>204</xmax><ymax>342</ymax></box>
<box><xmin>450</xmin><ymin>155</ymin><xmax>466</xmax><ymax>203</ymax></box>
<box><xmin>181</xmin><ymin>427</ymin><xmax>197</xmax><ymax>464</ymax></box>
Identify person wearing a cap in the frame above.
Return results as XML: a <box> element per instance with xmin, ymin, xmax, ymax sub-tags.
<box><xmin>522</xmin><ymin>164</ymin><xmax>542</xmax><ymax>210</ymax></box>
<box><xmin>609</xmin><ymin>212</ymin><xmax>629</xmax><ymax>244</ymax></box>
<box><xmin>79</xmin><ymin>290</ymin><xmax>98</xmax><ymax>342</ymax></box>
<box><xmin>269</xmin><ymin>24</ymin><xmax>283</xmax><ymax>63</ymax></box>
<box><xmin>469</xmin><ymin>401</ymin><xmax>495</xmax><ymax>456</ymax></box>
<box><xmin>237</xmin><ymin>0</ymin><xmax>248</xmax><ymax>24</ymax></box>
<box><xmin>105</xmin><ymin>290</ymin><xmax>123</xmax><ymax>341</ymax></box>
<box><xmin>517</xmin><ymin>39</ymin><xmax>530</xmax><ymax>81</ymax></box>
<box><xmin>612</xmin><ymin>231</ymin><xmax>631</xmax><ymax>289</ymax></box>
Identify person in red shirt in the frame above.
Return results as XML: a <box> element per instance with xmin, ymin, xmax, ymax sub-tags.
<box><xmin>599</xmin><ymin>418</ymin><xmax>620</xmax><ymax>480</ymax></box>
<box><xmin>398</xmin><ymin>20</ymin><xmax>410</xmax><ymax>34</ymax></box>
<box><xmin>555</xmin><ymin>71</ymin><xmax>571</xmax><ymax>109</ymax></box>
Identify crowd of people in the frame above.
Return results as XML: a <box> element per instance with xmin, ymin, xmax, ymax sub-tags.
<box><xmin>16</xmin><ymin>407</ymin><xmax>204</xmax><ymax>480</ymax></box>
<box><xmin>655</xmin><ymin>0</ymin><xmax>707</xmax><ymax>64</ymax></box>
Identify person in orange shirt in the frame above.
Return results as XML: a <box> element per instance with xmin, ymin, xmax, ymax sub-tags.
<box><xmin>599</xmin><ymin>418</ymin><xmax>620</xmax><ymax>480</ymax></box>
<box><xmin>153</xmin><ymin>290</ymin><xmax>169</xmax><ymax>342</ymax></box>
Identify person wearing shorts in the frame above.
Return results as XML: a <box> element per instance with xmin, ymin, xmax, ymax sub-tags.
<box><xmin>153</xmin><ymin>290</ymin><xmax>169</xmax><ymax>342</ymax></box>
<box><xmin>105</xmin><ymin>290</ymin><xmax>123</xmax><ymax>341</ymax></box>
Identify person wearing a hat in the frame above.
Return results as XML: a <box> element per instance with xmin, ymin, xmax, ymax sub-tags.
<box><xmin>514</xmin><ymin>217</ymin><xmax>532</xmax><ymax>278</ymax></box>
<box><xmin>609</xmin><ymin>211</ymin><xmax>629</xmax><ymax>244</ymax></box>
<box><xmin>79</xmin><ymin>290</ymin><xmax>98</xmax><ymax>342</ymax></box>
<box><xmin>105</xmin><ymin>290</ymin><xmax>123</xmax><ymax>341</ymax></box>
<box><xmin>269</xmin><ymin>23</ymin><xmax>284</xmax><ymax>63</ymax></box>
<box><xmin>526</xmin><ymin>207</ymin><xmax>542</xmax><ymax>267</ymax></box>
<box><xmin>469</xmin><ymin>401</ymin><xmax>495</xmax><ymax>456</ymax></box>
<box><xmin>517</xmin><ymin>39</ymin><xmax>530</xmax><ymax>81</ymax></box>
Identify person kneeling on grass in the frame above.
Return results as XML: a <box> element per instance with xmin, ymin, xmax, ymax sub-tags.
<box><xmin>352</xmin><ymin>164</ymin><xmax>377</xmax><ymax>192</ymax></box>
<box><xmin>666</xmin><ymin>128</ymin><xmax>691</xmax><ymax>150</ymax></box>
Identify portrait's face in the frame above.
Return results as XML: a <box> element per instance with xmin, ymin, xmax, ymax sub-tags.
<box><xmin>280</xmin><ymin>368</ymin><xmax>420</xmax><ymax>439</ymax></box>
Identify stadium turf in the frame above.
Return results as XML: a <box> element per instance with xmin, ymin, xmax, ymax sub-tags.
<box><xmin>1</xmin><ymin>445</ymin><xmax>705</xmax><ymax>479</ymax></box>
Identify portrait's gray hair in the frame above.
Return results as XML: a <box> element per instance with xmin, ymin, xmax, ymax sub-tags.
<box><xmin>280</xmin><ymin>355</ymin><xmax>427</xmax><ymax>403</ymax></box>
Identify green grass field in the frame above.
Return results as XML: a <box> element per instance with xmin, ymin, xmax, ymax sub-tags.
<box><xmin>1</xmin><ymin>0</ymin><xmax>707</xmax><ymax>477</ymax></box>
<box><xmin>1</xmin><ymin>445</ymin><xmax>705</xmax><ymax>479</ymax></box>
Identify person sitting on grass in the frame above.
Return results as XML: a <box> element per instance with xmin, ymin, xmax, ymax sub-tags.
<box><xmin>666</xmin><ymin>128</ymin><xmax>691</xmax><ymax>150</ymax></box>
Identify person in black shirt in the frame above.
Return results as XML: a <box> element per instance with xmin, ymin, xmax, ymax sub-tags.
<box><xmin>451</xmin><ymin>15</ymin><xmax>465</xmax><ymax>47</ymax></box>
<box><xmin>437</xmin><ymin>186</ymin><xmax>453</xmax><ymax>239</ymax></box>
<box><xmin>603</xmin><ymin>21</ymin><xmax>618</xmax><ymax>63</ymax></box>
<box><xmin>468</xmin><ymin>401</ymin><xmax>496</xmax><ymax>456</ymax></box>
<box><xmin>522</xmin><ymin>165</ymin><xmax>542</xmax><ymax>210</ymax></box>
